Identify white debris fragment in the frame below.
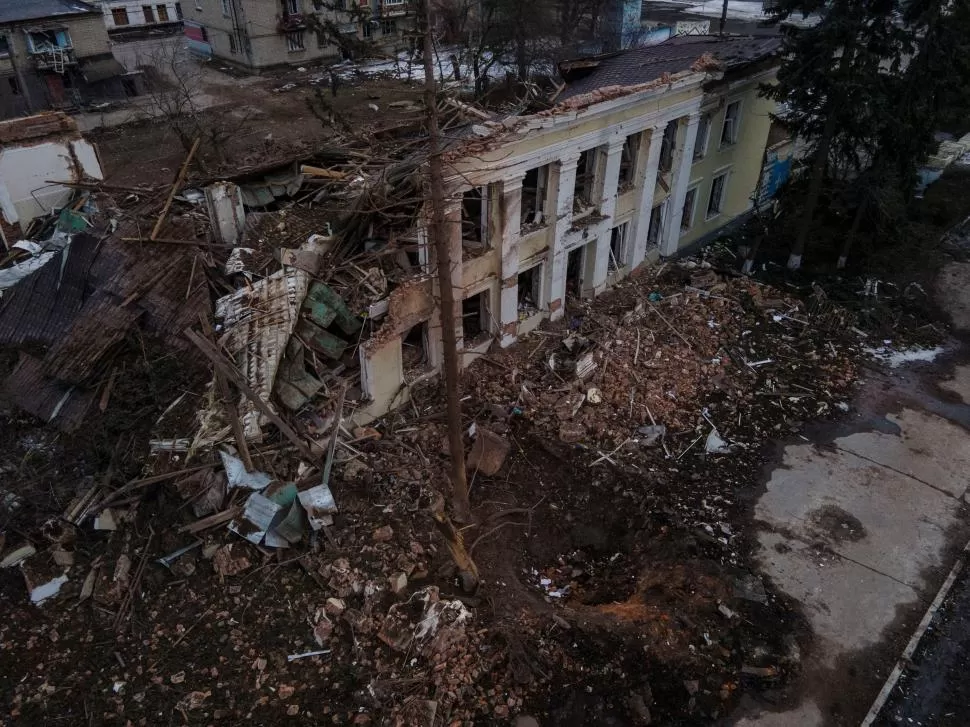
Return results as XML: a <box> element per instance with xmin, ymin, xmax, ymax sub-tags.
<box><xmin>864</xmin><ymin>345</ymin><xmax>945</xmax><ymax>368</ymax></box>
<box><xmin>220</xmin><ymin>451</ymin><xmax>273</xmax><ymax>490</ymax></box>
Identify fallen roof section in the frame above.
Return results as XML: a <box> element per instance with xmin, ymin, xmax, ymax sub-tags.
<box><xmin>558</xmin><ymin>34</ymin><xmax>781</xmax><ymax>102</ymax></box>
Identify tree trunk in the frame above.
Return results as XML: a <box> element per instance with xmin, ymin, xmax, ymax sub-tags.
<box><xmin>788</xmin><ymin>46</ymin><xmax>855</xmax><ymax>271</ymax></box>
<box><xmin>837</xmin><ymin>194</ymin><xmax>868</xmax><ymax>269</ymax></box>
<box><xmin>423</xmin><ymin>0</ymin><xmax>472</xmax><ymax>524</ymax></box>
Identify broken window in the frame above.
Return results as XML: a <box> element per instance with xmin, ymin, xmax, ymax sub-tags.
<box><xmin>573</xmin><ymin>148</ymin><xmax>598</xmax><ymax>209</ymax></box>
<box><xmin>517</xmin><ymin>265</ymin><xmax>542</xmax><ymax>318</ymax></box>
<box><xmin>401</xmin><ymin>321</ymin><xmax>429</xmax><ymax>371</ymax></box>
<box><xmin>112</xmin><ymin>8</ymin><xmax>130</xmax><ymax>25</ymax></box>
<box><xmin>286</xmin><ymin>31</ymin><xmax>305</xmax><ymax>51</ymax></box>
<box><xmin>721</xmin><ymin>100</ymin><xmax>742</xmax><ymax>147</ymax></box>
<box><xmin>460</xmin><ymin>187</ymin><xmax>489</xmax><ymax>253</ymax></box>
<box><xmin>647</xmin><ymin>202</ymin><xmax>665</xmax><ymax>248</ymax></box>
<box><xmin>707</xmin><ymin>171</ymin><xmax>728</xmax><ymax>217</ymax></box>
<box><xmin>142</xmin><ymin>5</ymin><xmax>155</xmax><ymax>23</ymax></box>
<box><xmin>681</xmin><ymin>186</ymin><xmax>698</xmax><ymax>230</ymax></box>
<box><xmin>521</xmin><ymin>165</ymin><xmax>549</xmax><ymax>230</ymax></box>
<box><xmin>566</xmin><ymin>245</ymin><xmax>586</xmax><ymax>297</ymax></box>
<box><xmin>618</xmin><ymin>133</ymin><xmax>639</xmax><ymax>189</ymax></box>
<box><xmin>462</xmin><ymin>291</ymin><xmax>490</xmax><ymax>342</ymax></box>
<box><xmin>157</xmin><ymin>4</ymin><xmax>170</xmax><ymax>21</ymax></box>
<box><xmin>26</xmin><ymin>29</ymin><xmax>73</xmax><ymax>52</ymax></box>
<box><xmin>659</xmin><ymin>120</ymin><xmax>678</xmax><ymax>174</ymax></box>
<box><xmin>694</xmin><ymin>114</ymin><xmax>711</xmax><ymax>161</ymax></box>
<box><xmin>609</xmin><ymin>223</ymin><xmax>628</xmax><ymax>272</ymax></box>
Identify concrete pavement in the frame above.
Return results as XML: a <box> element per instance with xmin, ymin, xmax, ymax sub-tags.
<box><xmin>732</xmin><ymin>264</ymin><xmax>970</xmax><ymax>726</ymax></box>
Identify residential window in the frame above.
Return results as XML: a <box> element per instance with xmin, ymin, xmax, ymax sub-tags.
<box><xmin>221</xmin><ymin>0</ymin><xmax>231</xmax><ymax>17</ymax></box>
<box><xmin>285</xmin><ymin>0</ymin><xmax>300</xmax><ymax>13</ymax></box>
<box><xmin>8</xmin><ymin>76</ymin><xmax>20</xmax><ymax>95</ymax></box>
<box><xmin>681</xmin><ymin>186</ymin><xmax>698</xmax><ymax>230</ymax></box>
<box><xmin>609</xmin><ymin>223</ymin><xmax>629</xmax><ymax>272</ymax></box>
<box><xmin>618</xmin><ymin>133</ymin><xmax>639</xmax><ymax>188</ymax></box>
<box><xmin>26</xmin><ymin>30</ymin><xmax>72</xmax><ymax>52</ymax></box>
<box><xmin>381</xmin><ymin>19</ymin><xmax>397</xmax><ymax>35</ymax></box>
<box><xmin>157</xmin><ymin>4</ymin><xmax>170</xmax><ymax>21</ymax></box>
<box><xmin>647</xmin><ymin>202</ymin><xmax>665</xmax><ymax>247</ymax></box>
<box><xmin>228</xmin><ymin>31</ymin><xmax>238</xmax><ymax>53</ymax></box>
<box><xmin>0</xmin><ymin>36</ymin><xmax>9</xmax><ymax>57</ymax></box>
<box><xmin>573</xmin><ymin>148</ymin><xmax>599</xmax><ymax>208</ymax></box>
<box><xmin>143</xmin><ymin>6</ymin><xmax>155</xmax><ymax>22</ymax></box>
<box><xmin>176</xmin><ymin>2</ymin><xmax>183</xmax><ymax>19</ymax></box>
<box><xmin>112</xmin><ymin>7</ymin><xmax>130</xmax><ymax>25</ymax></box>
<box><xmin>720</xmin><ymin>100</ymin><xmax>742</xmax><ymax>147</ymax></box>
<box><xmin>462</xmin><ymin>290</ymin><xmax>490</xmax><ymax>342</ymax></box>
<box><xmin>659</xmin><ymin>119</ymin><xmax>678</xmax><ymax>173</ymax></box>
<box><xmin>362</xmin><ymin>21</ymin><xmax>373</xmax><ymax>39</ymax></box>
<box><xmin>521</xmin><ymin>165</ymin><xmax>549</xmax><ymax>230</ymax></box>
<box><xmin>707</xmin><ymin>171</ymin><xmax>728</xmax><ymax>217</ymax></box>
<box><xmin>461</xmin><ymin>187</ymin><xmax>490</xmax><ymax>250</ymax></box>
<box><xmin>517</xmin><ymin>265</ymin><xmax>542</xmax><ymax>317</ymax></box>
<box><xmin>694</xmin><ymin>114</ymin><xmax>711</xmax><ymax>161</ymax></box>
<box><xmin>385</xmin><ymin>0</ymin><xmax>405</xmax><ymax>5</ymax></box>
<box><xmin>286</xmin><ymin>31</ymin><xmax>305</xmax><ymax>51</ymax></box>
<box><xmin>200</xmin><ymin>25</ymin><xmax>209</xmax><ymax>41</ymax></box>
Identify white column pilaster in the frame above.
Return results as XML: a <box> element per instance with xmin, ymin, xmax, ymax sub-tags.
<box><xmin>592</xmin><ymin>137</ymin><xmax>626</xmax><ymax>293</ymax></box>
<box><xmin>498</xmin><ymin>175</ymin><xmax>524</xmax><ymax>347</ymax></box>
<box><xmin>630</xmin><ymin>125</ymin><xmax>665</xmax><ymax>270</ymax></box>
<box><xmin>547</xmin><ymin>153</ymin><xmax>580</xmax><ymax>322</ymax></box>
<box><xmin>661</xmin><ymin>112</ymin><xmax>701</xmax><ymax>257</ymax></box>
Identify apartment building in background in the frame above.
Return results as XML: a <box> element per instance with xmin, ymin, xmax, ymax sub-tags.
<box><xmin>0</xmin><ymin>0</ymin><xmax>127</xmax><ymax>119</ymax></box>
<box><xmin>184</xmin><ymin>0</ymin><xmax>414</xmax><ymax>70</ymax></box>
<box><xmin>353</xmin><ymin>34</ymin><xmax>789</xmax><ymax>419</ymax></box>
<box><xmin>93</xmin><ymin>1</ymin><xmax>184</xmax><ymax>39</ymax></box>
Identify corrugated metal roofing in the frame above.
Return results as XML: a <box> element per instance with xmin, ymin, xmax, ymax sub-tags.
<box><xmin>0</xmin><ymin>0</ymin><xmax>98</xmax><ymax>24</ymax></box>
<box><xmin>559</xmin><ymin>35</ymin><xmax>781</xmax><ymax>101</ymax></box>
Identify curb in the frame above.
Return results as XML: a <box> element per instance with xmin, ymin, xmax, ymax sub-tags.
<box><xmin>860</xmin><ymin>539</ymin><xmax>970</xmax><ymax>726</ymax></box>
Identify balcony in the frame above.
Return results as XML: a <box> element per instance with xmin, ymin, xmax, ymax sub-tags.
<box><xmin>277</xmin><ymin>13</ymin><xmax>307</xmax><ymax>32</ymax></box>
<box><xmin>31</xmin><ymin>47</ymin><xmax>77</xmax><ymax>71</ymax></box>
<box><xmin>380</xmin><ymin>0</ymin><xmax>408</xmax><ymax>16</ymax></box>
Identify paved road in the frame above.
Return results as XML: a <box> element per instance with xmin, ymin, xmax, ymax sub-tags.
<box><xmin>877</xmin><ymin>563</ymin><xmax>970</xmax><ymax>726</ymax></box>
<box><xmin>731</xmin><ymin>259</ymin><xmax>970</xmax><ymax>727</ymax></box>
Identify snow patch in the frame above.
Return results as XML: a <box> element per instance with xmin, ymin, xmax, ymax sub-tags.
<box><xmin>865</xmin><ymin>346</ymin><xmax>945</xmax><ymax>368</ymax></box>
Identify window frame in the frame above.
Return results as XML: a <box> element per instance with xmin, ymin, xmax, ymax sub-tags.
<box><xmin>720</xmin><ymin>99</ymin><xmax>743</xmax><ymax>148</ymax></box>
<box><xmin>286</xmin><ymin>30</ymin><xmax>306</xmax><ymax>51</ymax></box>
<box><xmin>693</xmin><ymin>113</ymin><xmax>712</xmax><ymax>161</ymax></box>
<box><xmin>706</xmin><ymin>169</ymin><xmax>730</xmax><ymax>219</ymax></box>
<box><xmin>681</xmin><ymin>183</ymin><xmax>700</xmax><ymax>231</ymax></box>
<box><xmin>646</xmin><ymin>201</ymin><xmax>666</xmax><ymax>248</ymax></box>
<box><xmin>142</xmin><ymin>5</ymin><xmax>155</xmax><ymax>23</ymax></box>
<box><xmin>112</xmin><ymin>7</ymin><xmax>131</xmax><ymax>25</ymax></box>
<box><xmin>157</xmin><ymin>4</ymin><xmax>170</xmax><ymax>21</ymax></box>
<box><xmin>609</xmin><ymin>222</ymin><xmax>629</xmax><ymax>272</ymax></box>
<box><xmin>285</xmin><ymin>0</ymin><xmax>300</xmax><ymax>14</ymax></box>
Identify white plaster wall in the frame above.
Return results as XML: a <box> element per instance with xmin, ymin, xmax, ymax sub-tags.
<box><xmin>0</xmin><ymin>140</ymin><xmax>103</xmax><ymax>226</ymax></box>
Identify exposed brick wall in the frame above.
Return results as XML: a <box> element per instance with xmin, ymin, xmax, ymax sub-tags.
<box><xmin>0</xmin><ymin>112</ymin><xmax>77</xmax><ymax>144</ymax></box>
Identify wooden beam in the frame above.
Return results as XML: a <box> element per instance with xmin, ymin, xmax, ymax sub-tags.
<box><xmin>184</xmin><ymin>328</ymin><xmax>321</xmax><ymax>465</ymax></box>
<box><xmin>151</xmin><ymin>136</ymin><xmax>201</xmax><ymax>241</ymax></box>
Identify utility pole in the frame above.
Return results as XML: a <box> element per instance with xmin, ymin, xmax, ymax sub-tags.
<box><xmin>421</xmin><ymin>0</ymin><xmax>472</xmax><ymax>524</ymax></box>
<box><xmin>719</xmin><ymin>0</ymin><xmax>729</xmax><ymax>36</ymax></box>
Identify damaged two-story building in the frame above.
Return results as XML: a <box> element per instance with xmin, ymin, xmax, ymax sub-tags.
<box><xmin>355</xmin><ymin>34</ymin><xmax>786</xmax><ymax>420</ymax></box>
<box><xmin>0</xmin><ymin>0</ymin><xmax>127</xmax><ymax>118</ymax></box>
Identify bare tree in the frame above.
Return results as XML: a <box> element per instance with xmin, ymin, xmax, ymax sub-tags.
<box><xmin>137</xmin><ymin>42</ymin><xmax>251</xmax><ymax>165</ymax></box>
